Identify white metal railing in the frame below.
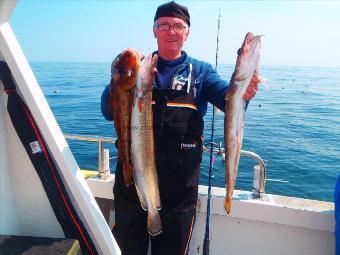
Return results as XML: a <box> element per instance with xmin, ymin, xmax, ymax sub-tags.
<box><xmin>203</xmin><ymin>142</ymin><xmax>267</xmax><ymax>198</ymax></box>
<box><xmin>64</xmin><ymin>134</ymin><xmax>116</xmax><ymax>179</ymax></box>
<box><xmin>64</xmin><ymin>135</ymin><xmax>266</xmax><ymax>197</ymax></box>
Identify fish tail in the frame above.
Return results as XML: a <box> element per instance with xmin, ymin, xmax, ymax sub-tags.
<box><xmin>147</xmin><ymin>211</ymin><xmax>162</xmax><ymax>236</ymax></box>
<box><xmin>224</xmin><ymin>197</ymin><xmax>231</xmax><ymax>214</ymax></box>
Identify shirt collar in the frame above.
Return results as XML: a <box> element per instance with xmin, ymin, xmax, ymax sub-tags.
<box><xmin>154</xmin><ymin>51</ymin><xmax>188</xmax><ymax>67</ymax></box>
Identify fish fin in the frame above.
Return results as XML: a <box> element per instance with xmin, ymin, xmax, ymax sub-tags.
<box><xmin>224</xmin><ymin>197</ymin><xmax>231</xmax><ymax>214</ymax></box>
<box><xmin>134</xmin><ymin>182</ymin><xmax>148</xmax><ymax>210</ymax></box>
<box><xmin>260</xmin><ymin>77</ymin><xmax>269</xmax><ymax>89</ymax></box>
<box><xmin>254</xmin><ymin>69</ymin><xmax>268</xmax><ymax>89</ymax></box>
<box><xmin>140</xmin><ymin>203</ymin><xmax>148</xmax><ymax>211</ymax></box>
<box><xmin>156</xmin><ymin>199</ymin><xmax>162</xmax><ymax>210</ymax></box>
<box><xmin>138</xmin><ymin>194</ymin><xmax>148</xmax><ymax>211</ymax></box>
<box><xmin>147</xmin><ymin>211</ymin><xmax>162</xmax><ymax>236</ymax></box>
<box><xmin>154</xmin><ymin>187</ymin><xmax>162</xmax><ymax>210</ymax></box>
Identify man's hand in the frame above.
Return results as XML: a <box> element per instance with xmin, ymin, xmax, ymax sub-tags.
<box><xmin>243</xmin><ymin>73</ymin><xmax>261</xmax><ymax>101</ymax></box>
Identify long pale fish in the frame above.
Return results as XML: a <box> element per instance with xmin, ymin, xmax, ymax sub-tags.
<box><xmin>131</xmin><ymin>54</ymin><xmax>162</xmax><ymax>236</ymax></box>
<box><xmin>110</xmin><ymin>49</ymin><xmax>141</xmax><ymax>187</ymax></box>
<box><xmin>224</xmin><ymin>32</ymin><xmax>263</xmax><ymax>214</ymax></box>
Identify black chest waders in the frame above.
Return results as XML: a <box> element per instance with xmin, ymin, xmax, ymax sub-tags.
<box><xmin>112</xmin><ymin>75</ymin><xmax>204</xmax><ymax>255</ymax></box>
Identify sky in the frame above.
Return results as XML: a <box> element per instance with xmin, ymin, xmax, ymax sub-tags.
<box><xmin>8</xmin><ymin>0</ymin><xmax>340</xmax><ymax>67</ymax></box>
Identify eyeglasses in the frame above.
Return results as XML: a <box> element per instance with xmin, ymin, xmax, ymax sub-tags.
<box><xmin>154</xmin><ymin>23</ymin><xmax>188</xmax><ymax>32</ymax></box>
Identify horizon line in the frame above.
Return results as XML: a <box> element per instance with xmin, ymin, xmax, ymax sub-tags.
<box><xmin>28</xmin><ymin>61</ymin><xmax>340</xmax><ymax>69</ymax></box>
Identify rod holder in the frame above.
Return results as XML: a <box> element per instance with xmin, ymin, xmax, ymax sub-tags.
<box><xmin>203</xmin><ymin>143</ymin><xmax>267</xmax><ymax>198</ymax></box>
<box><xmin>240</xmin><ymin>150</ymin><xmax>266</xmax><ymax>198</ymax></box>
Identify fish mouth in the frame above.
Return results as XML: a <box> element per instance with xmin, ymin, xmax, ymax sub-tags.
<box><xmin>240</xmin><ymin>33</ymin><xmax>262</xmax><ymax>57</ymax></box>
<box><xmin>232</xmin><ymin>32</ymin><xmax>263</xmax><ymax>82</ymax></box>
<box><xmin>117</xmin><ymin>49</ymin><xmax>141</xmax><ymax>79</ymax></box>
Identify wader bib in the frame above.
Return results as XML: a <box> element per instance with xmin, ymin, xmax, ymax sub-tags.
<box><xmin>113</xmin><ymin>75</ymin><xmax>204</xmax><ymax>255</ymax></box>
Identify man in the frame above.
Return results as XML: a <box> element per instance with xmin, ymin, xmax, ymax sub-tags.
<box><xmin>101</xmin><ymin>2</ymin><xmax>259</xmax><ymax>254</ymax></box>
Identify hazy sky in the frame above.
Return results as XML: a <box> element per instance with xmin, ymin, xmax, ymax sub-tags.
<box><xmin>9</xmin><ymin>1</ymin><xmax>340</xmax><ymax>67</ymax></box>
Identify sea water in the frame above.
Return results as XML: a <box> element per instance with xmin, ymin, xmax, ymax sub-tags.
<box><xmin>32</xmin><ymin>62</ymin><xmax>340</xmax><ymax>202</ymax></box>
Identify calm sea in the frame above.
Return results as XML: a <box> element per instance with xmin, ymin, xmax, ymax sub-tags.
<box><xmin>32</xmin><ymin>62</ymin><xmax>340</xmax><ymax>202</ymax></box>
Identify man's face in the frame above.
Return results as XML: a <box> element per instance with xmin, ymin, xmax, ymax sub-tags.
<box><xmin>153</xmin><ymin>17</ymin><xmax>189</xmax><ymax>58</ymax></box>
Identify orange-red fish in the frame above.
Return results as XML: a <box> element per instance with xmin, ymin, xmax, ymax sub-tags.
<box><xmin>224</xmin><ymin>32</ymin><xmax>263</xmax><ymax>214</ymax></box>
<box><xmin>110</xmin><ymin>49</ymin><xmax>141</xmax><ymax>187</ymax></box>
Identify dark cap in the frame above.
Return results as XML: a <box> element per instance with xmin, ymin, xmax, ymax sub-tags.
<box><xmin>154</xmin><ymin>1</ymin><xmax>190</xmax><ymax>27</ymax></box>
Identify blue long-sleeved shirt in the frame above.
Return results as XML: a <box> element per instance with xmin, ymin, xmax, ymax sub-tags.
<box><xmin>101</xmin><ymin>51</ymin><xmax>229</xmax><ymax>121</ymax></box>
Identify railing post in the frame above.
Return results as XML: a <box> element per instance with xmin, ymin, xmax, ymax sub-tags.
<box><xmin>252</xmin><ymin>165</ymin><xmax>261</xmax><ymax>198</ymax></box>
<box><xmin>240</xmin><ymin>150</ymin><xmax>266</xmax><ymax>199</ymax></box>
<box><xmin>98</xmin><ymin>142</ymin><xmax>110</xmax><ymax>179</ymax></box>
<box><xmin>102</xmin><ymin>149</ymin><xmax>110</xmax><ymax>179</ymax></box>
<box><xmin>98</xmin><ymin>141</ymin><xmax>104</xmax><ymax>176</ymax></box>
<box><xmin>252</xmin><ymin>164</ymin><xmax>266</xmax><ymax>199</ymax></box>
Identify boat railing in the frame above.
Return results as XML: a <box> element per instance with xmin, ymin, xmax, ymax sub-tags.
<box><xmin>203</xmin><ymin>142</ymin><xmax>266</xmax><ymax>198</ymax></box>
<box><xmin>64</xmin><ymin>134</ymin><xmax>116</xmax><ymax>179</ymax></box>
<box><xmin>64</xmin><ymin>135</ymin><xmax>266</xmax><ymax>198</ymax></box>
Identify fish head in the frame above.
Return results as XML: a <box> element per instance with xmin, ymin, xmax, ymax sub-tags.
<box><xmin>136</xmin><ymin>54</ymin><xmax>158</xmax><ymax>95</ymax></box>
<box><xmin>133</xmin><ymin>54</ymin><xmax>158</xmax><ymax>111</ymax></box>
<box><xmin>233</xmin><ymin>32</ymin><xmax>262</xmax><ymax>82</ymax></box>
<box><xmin>111</xmin><ymin>48</ymin><xmax>141</xmax><ymax>90</ymax></box>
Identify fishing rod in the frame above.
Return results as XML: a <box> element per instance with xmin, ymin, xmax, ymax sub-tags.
<box><xmin>203</xmin><ymin>9</ymin><xmax>221</xmax><ymax>255</ymax></box>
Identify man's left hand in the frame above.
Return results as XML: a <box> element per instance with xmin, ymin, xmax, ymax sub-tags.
<box><xmin>243</xmin><ymin>73</ymin><xmax>261</xmax><ymax>101</ymax></box>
